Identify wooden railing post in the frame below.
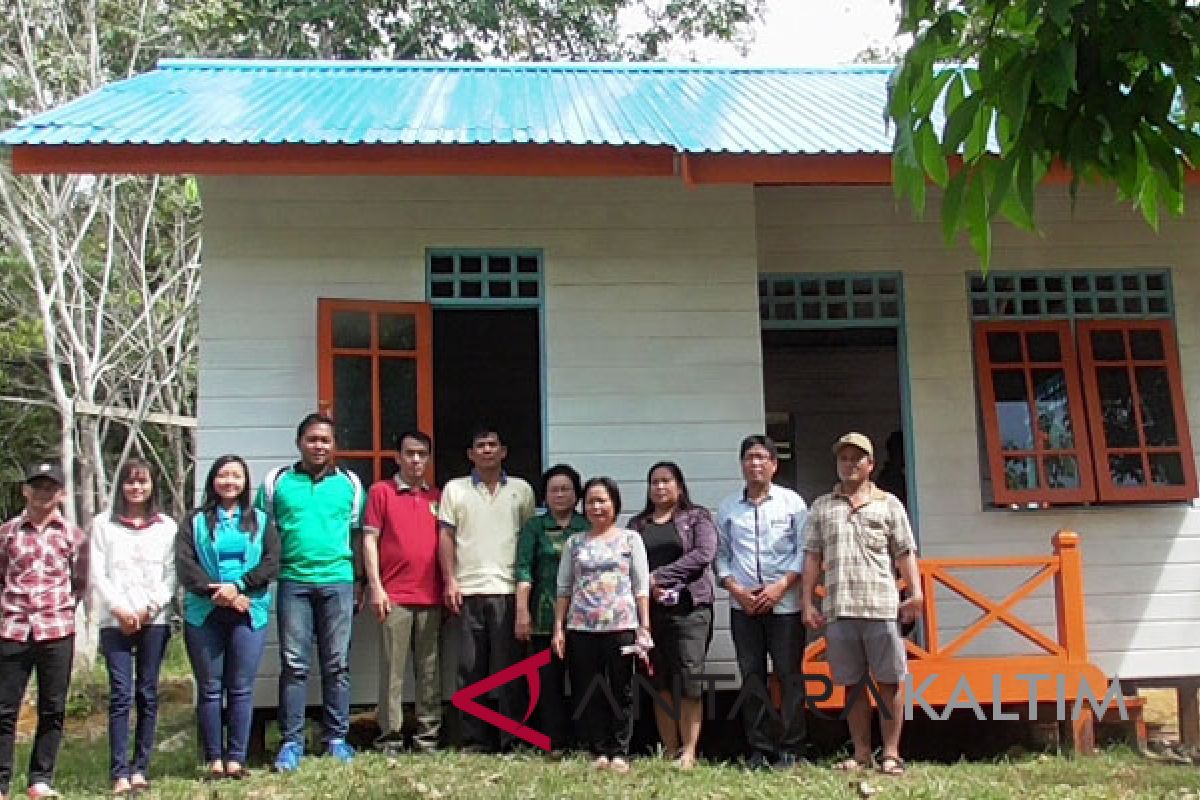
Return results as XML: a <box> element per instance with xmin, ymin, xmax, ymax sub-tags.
<box><xmin>1053</xmin><ymin>530</ymin><xmax>1089</xmax><ymax>664</ymax></box>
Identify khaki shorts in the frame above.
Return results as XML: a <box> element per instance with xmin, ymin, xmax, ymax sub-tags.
<box><xmin>825</xmin><ymin>618</ymin><xmax>907</xmax><ymax>686</ymax></box>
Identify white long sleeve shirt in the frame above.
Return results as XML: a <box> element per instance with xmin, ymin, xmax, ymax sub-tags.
<box><xmin>88</xmin><ymin>511</ymin><xmax>177</xmax><ymax>629</ymax></box>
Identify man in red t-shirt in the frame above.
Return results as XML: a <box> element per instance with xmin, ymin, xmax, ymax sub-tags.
<box><xmin>363</xmin><ymin>430</ymin><xmax>443</xmax><ymax>752</ymax></box>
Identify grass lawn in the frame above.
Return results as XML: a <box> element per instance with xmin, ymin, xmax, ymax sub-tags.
<box><xmin>22</xmin><ymin>708</ymin><xmax>1200</xmax><ymax>799</ymax></box>
<box><xmin>13</xmin><ymin>640</ymin><xmax>1198</xmax><ymax>799</ymax></box>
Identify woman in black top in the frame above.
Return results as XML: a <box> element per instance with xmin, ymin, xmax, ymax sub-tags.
<box><xmin>628</xmin><ymin>462</ymin><xmax>717</xmax><ymax>769</ymax></box>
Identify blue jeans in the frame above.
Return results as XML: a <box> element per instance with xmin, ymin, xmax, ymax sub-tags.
<box><xmin>184</xmin><ymin>608</ymin><xmax>268</xmax><ymax>763</ymax></box>
<box><xmin>100</xmin><ymin>625</ymin><xmax>171</xmax><ymax>781</ymax></box>
<box><xmin>277</xmin><ymin>581</ymin><xmax>354</xmax><ymax>749</ymax></box>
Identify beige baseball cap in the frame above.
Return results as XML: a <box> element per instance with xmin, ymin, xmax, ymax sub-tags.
<box><xmin>832</xmin><ymin>432</ymin><xmax>874</xmax><ymax>458</ymax></box>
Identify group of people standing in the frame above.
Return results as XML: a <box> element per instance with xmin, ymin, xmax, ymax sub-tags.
<box><xmin>0</xmin><ymin>415</ymin><xmax>920</xmax><ymax>796</ymax></box>
<box><xmin>361</xmin><ymin>424</ymin><xmax>922</xmax><ymax>777</ymax></box>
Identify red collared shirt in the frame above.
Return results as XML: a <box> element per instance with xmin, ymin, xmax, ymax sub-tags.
<box><xmin>364</xmin><ymin>477</ymin><xmax>442</xmax><ymax>606</ymax></box>
<box><xmin>0</xmin><ymin>510</ymin><xmax>89</xmax><ymax>642</ymax></box>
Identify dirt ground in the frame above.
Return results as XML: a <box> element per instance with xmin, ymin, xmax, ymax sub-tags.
<box><xmin>15</xmin><ymin>677</ymin><xmax>193</xmax><ymax>742</ymax></box>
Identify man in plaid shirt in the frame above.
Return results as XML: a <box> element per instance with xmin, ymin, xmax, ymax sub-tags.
<box><xmin>801</xmin><ymin>433</ymin><xmax>922</xmax><ymax>778</ymax></box>
<box><xmin>0</xmin><ymin>461</ymin><xmax>89</xmax><ymax>800</ymax></box>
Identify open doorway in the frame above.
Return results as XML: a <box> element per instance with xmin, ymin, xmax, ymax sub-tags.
<box><xmin>432</xmin><ymin>308</ymin><xmax>543</xmax><ymax>486</ymax></box>
<box><xmin>762</xmin><ymin>328</ymin><xmax>906</xmax><ymax>506</ymax></box>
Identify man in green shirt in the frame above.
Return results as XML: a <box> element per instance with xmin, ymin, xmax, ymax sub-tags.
<box><xmin>258</xmin><ymin>413</ymin><xmax>365</xmax><ymax>772</ymax></box>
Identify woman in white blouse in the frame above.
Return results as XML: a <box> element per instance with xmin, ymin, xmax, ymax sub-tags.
<box><xmin>89</xmin><ymin>459</ymin><xmax>177</xmax><ymax>796</ymax></box>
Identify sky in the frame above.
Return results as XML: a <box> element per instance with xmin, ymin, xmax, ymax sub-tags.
<box><xmin>675</xmin><ymin>0</ymin><xmax>906</xmax><ymax>65</ymax></box>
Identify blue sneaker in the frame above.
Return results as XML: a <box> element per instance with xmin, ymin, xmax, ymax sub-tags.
<box><xmin>327</xmin><ymin>739</ymin><xmax>355</xmax><ymax>763</ymax></box>
<box><xmin>274</xmin><ymin>741</ymin><xmax>304</xmax><ymax>772</ymax></box>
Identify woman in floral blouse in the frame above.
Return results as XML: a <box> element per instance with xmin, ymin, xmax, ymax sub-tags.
<box><xmin>552</xmin><ymin>476</ymin><xmax>650</xmax><ymax>773</ymax></box>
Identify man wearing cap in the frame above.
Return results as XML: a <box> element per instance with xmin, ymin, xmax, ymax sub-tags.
<box><xmin>0</xmin><ymin>462</ymin><xmax>88</xmax><ymax>800</ymax></box>
<box><xmin>801</xmin><ymin>433</ymin><xmax>922</xmax><ymax>777</ymax></box>
<box><xmin>715</xmin><ymin>434</ymin><xmax>808</xmax><ymax>770</ymax></box>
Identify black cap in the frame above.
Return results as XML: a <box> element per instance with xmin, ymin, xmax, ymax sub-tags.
<box><xmin>24</xmin><ymin>461</ymin><xmax>65</xmax><ymax>486</ymax></box>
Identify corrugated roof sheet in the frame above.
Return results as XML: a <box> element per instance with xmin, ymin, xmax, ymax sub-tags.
<box><xmin>0</xmin><ymin>60</ymin><xmax>902</xmax><ymax>154</ymax></box>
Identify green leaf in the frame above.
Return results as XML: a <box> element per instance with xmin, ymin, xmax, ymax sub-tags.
<box><xmin>1138</xmin><ymin>172</ymin><xmax>1161</xmax><ymax>230</ymax></box>
<box><xmin>963</xmin><ymin>169</ymin><xmax>988</xmax><ymax>229</ymax></box>
<box><xmin>942</xmin><ymin>92</ymin><xmax>983</xmax><ymax>156</ymax></box>
<box><xmin>941</xmin><ymin>169</ymin><xmax>968</xmax><ymax>244</ymax></box>
<box><xmin>944</xmin><ymin>70</ymin><xmax>965</xmax><ymax>116</ymax></box>
<box><xmin>997</xmin><ymin>68</ymin><xmax>1033</xmax><ymax>144</ymax></box>
<box><xmin>1143</xmin><ymin>130</ymin><xmax>1183</xmax><ymax>196</ymax></box>
<box><xmin>1046</xmin><ymin>0</ymin><xmax>1076</xmax><ymax>28</ymax></box>
<box><xmin>1112</xmin><ymin>134</ymin><xmax>1139</xmax><ymax>201</ymax></box>
<box><xmin>1000</xmin><ymin>150</ymin><xmax>1037</xmax><ymax>231</ymax></box>
<box><xmin>985</xmin><ymin>156</ymin><xmax>1016</xmax><ymax>220</ymax></box>
<box><xmin>893</xmin><ymin>155</ymin><xmax>927</xmax><ymax>217</ymax></box>
<box><xmin>1035</xmin><ymin>40</ymin><xmax>1077</xmax><ymax>108</ymax></box>
<box><xmin>918</xmin><ymin>119</ymin><xmax>950</xmax><ymax>187</ymax></box>
<box><xmin>963</xmin><ymin>67</ymin><xmax>981</xmax><ymax>93</ymax></box>
<box><xmin>963</xmin><ymin>105</ymin><xmax>993</xmax><ymax>162</ymax></box>
<box><xmin>914</xmin><ymin>69</ymin><xmax>954</xmax><ymax>118</ymax></box>
<box><xmin>184</xmin><ymin>177</ymin><xmax>199</xmax><ymax>204</ymax></box>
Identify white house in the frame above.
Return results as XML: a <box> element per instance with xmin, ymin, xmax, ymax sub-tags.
<box><xmin>4</xmin><ymin>61</ymin><xmax>1198</xmax><ymax>728</ymax></box>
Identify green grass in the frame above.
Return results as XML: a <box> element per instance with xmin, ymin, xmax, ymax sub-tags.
<box><xmin>13</xmin><ymin>698</ymin><xmax>1200</xmax><ymax>800</ymax></box>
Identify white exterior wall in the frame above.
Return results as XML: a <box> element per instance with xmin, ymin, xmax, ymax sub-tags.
<box><xmin>757</xmin><ymin>185</ymin><xmax>1200</xmax><ymax>680</ymax></box>
<box><xmin>197</xmin><ymin>176</ymin><xmax>763</xmax><ymax>706</ymax></box>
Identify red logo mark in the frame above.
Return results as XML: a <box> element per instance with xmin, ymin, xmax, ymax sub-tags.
<box><xmin>450</xmin><ymin>648</ymin><xmax>551</xmax><ymax>751</ymax></box>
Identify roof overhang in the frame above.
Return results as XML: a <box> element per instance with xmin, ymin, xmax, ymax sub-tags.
<box><xmin>7</xmin><ymin>143</ymin><xmax>898</xmax><ymax>185</ymax></box>
<box><xmin>8</xmin><ymin>143</ymin><xmax>677</xmax><ymax>178</ymax></box>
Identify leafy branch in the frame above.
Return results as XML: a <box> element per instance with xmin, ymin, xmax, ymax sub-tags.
<box><xmin>890</xmin><ymin>0</ymin><xmax>1200</xmax><ymax>266</ymax></box>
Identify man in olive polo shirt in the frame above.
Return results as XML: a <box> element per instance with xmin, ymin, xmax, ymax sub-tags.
<box><xmin>258</xmin><ymin>413</ymin><xmax>365</xmax><ymax>772</ymax></box>
<box><xmin>437</xmin><ymin>426</ymin><xmax>535</xmax><ymax>752</ymax></box>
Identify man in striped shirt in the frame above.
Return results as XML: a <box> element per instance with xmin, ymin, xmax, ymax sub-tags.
<box><xmin>0</xmin><ymin>461</ymin><xmax>89</xmax><ymax>800</ymax></box>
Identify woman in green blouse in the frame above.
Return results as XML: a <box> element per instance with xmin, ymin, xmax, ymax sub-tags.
<box><xmin>515</xmin><ymin>464</ymin><xmax>588</xmax><ymax>752</ymax></box>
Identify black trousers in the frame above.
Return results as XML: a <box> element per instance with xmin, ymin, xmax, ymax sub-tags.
<box><xmin>566</xmin><ymin>630</ymin><xmax>636</xmax><ymax>758</ymax></box>
<box><xmin>730</xmin><ymin>610</ymin><xmax>806</xmax><ymax>758</ymax></box>
<box><xmin>528</xmin><ymin>634</ymin><xmax>571</xmax><ymax>751</ymax></box>
<box><xmin>457</xmin><ymin>595</ymin><xmax>522</xmax><ymax>751</ymax></box>
<box><xmin>0</xmin><ymin>635</ymin><xmax>74</xmax><ymax>793</ymax></box>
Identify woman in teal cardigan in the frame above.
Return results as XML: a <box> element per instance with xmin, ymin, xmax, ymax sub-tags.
<box><xmin>176</xmin><ymin>454</ymin><xmax>279</xmax><ymax>780</ymax></box>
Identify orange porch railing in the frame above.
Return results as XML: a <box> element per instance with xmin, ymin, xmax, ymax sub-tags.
<box><xmin>801</xmin><ymin>530</ymin><xmax>1111</xmax><ymax>752</ymax></box>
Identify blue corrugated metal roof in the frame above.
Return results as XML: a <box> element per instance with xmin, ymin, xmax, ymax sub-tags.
<box><xmin>0</xmin><ymin>60</ymin><xmax>900</xmax><ymax>154</ymax></box>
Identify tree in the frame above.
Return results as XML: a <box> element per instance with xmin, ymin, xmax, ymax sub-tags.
<box><xmin>889</xmin><ymin>0</ymin><xmax>1200</xmax><ymax>265</ymax></box>
<box><xmin>1</xmin><ymin>0</ymin><xmax>764</xmax><ymax>520</ymax></box>
<box><xmin>1</xmin><ymin>0</ymin><xmax>762</xmax><ymax>663</ymax></box>
<box><xmin>172</xmin><ymin>0</ymin><xmax>763</xmax><ymax>60</ymax></box>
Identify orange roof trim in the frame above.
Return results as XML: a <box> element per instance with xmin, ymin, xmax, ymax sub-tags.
<box><xmin>9</xmin><ymin>143</ymin><xmax>679</xmax><ymax>178</ymax></box>
<box><xmin>13</xmin><ymin>143</ymin><xmax>1163</xmax><ymax>187</ymax></box>
<box><xmin>11</xmin><ymin>142</ymin><xmax>900</xmax><ymax>184</ymax></box>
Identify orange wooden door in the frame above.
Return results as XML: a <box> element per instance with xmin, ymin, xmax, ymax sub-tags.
<box><xmin>317</xmin><ymin>300</ymin><xmax>434</xmax><ymax>486</ymax></box>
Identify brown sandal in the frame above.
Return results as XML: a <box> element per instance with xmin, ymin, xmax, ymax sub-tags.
<box><xmin>833</xmin><ymin>756</ymin><xmax>874</xmax><ymax>771</ymax></box>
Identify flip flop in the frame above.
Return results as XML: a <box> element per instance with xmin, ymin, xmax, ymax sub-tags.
<box><xmin>833</xmin><ymin>756</ymin><xmax>873</xmax><ymax>771</ymax></box>
<box><xmin>878</xmin><ymin>756</ymin><xmax>906</xmax><ymax>776</ymax></box>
